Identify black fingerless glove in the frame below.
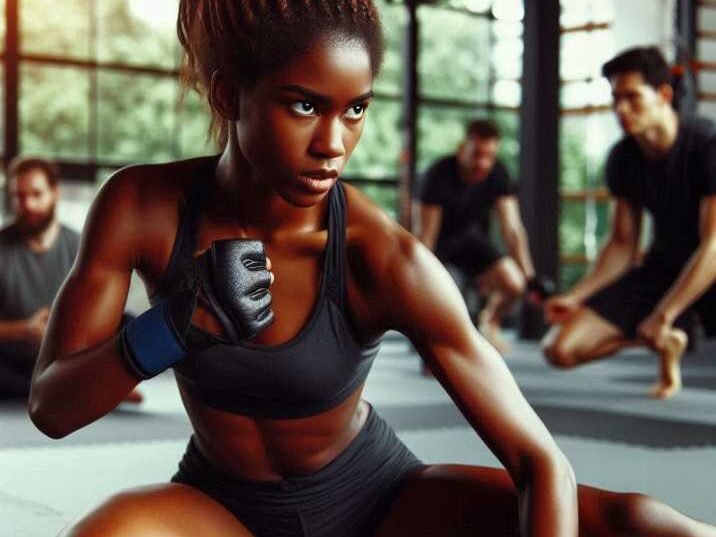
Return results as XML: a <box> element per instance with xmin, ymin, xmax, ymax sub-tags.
<box><xmin>196</xmin><ymin>239</ymin><xmax>275</xmax><ymax>344</ymax></box>
<box><xmin>118</xmin><ymin>239</ymin><xmax>275</xmax><ymax>379</ymax></box>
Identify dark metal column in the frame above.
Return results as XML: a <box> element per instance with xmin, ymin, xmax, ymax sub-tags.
<box><xmin>518</xmin><ymin>0</ymin><xmax>560</xmax><ymax>339</ymax></box>
<box><xmin>2</xmin><ymin>0</ymin><xmax>19</xmax><ymax>217</ymax></box>
<box><xmin>4</xmin><ymin>0</ymin><xmax>19</xmax><ymax>169</ymax></box>
<box><xmin>674</xmin><ymin>0</ymin><xmax>697</xmax><ymax>117</ymax></box>
<box><xmin>398</xmin><ymin>0</ymin><xmax>418</xmax><ymax>231</ymax></box>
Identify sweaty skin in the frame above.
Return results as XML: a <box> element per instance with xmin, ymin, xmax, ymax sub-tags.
<box><xmin>28</xmin><ymin>36</ymin><xmax>716</xmax><ymax>537</ymax></box>
<box><xmin>29</xmin><ymin>37</ymin><xmax>575</xmax><ymax>537</ymax></box>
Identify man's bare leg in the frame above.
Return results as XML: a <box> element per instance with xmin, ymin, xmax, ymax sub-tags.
<box><xmin>650</xmin><ymin>327</ymin><xmax>688</xmax><ymax>400</ymax></box>
<box><xmin>542</xmin><ymin>307</ymin><xmax>634</xmax><ymax>368</ymax></box>
<box><xmin>477</xmin><ymin>291</ymin><xmax>513</xmax><ymax>354</ymax></box>
<box><xmin>476</xmin><ymin>258</ymin><xmax>525</xmax><ymax>355</ymax></box>
<box><xmin>542</xmin><ymin>308</ymin><xmax>688</xmax><ymax>399</ymax></box>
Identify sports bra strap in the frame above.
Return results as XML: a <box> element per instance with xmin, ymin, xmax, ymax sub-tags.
<box><xmin>151</xmin><ymin>159</ymin><xmax>217</xmax><ymax>303</ymax></box>
<box><xmin>155</xmin><ymin>163</ymin><xmax>347</xmax><ymax>312</ymax></box>
<box><xmin>324</xmin><ymin>181</ymin><xmax>347</xmax><ymax>311</ymax></box>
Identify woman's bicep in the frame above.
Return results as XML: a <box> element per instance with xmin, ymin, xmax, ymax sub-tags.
<box><xmin>381</xmin><ymin>236</ymin><xmax>560</xmax><ymax>478</ymax></box>
<box><xmin>379</xmin><ymin>233</ymin><xmax>474</xmax><ymax>347</ymax></box>
<box><xmin>42</xmin><ymin>263</ymin><xmax>131</xmax><ymax>359</ymax></box>
<box><xmin>39</xmin><ymin>174</ymin><xmax>140</xmax><ymax>363</ymax></box>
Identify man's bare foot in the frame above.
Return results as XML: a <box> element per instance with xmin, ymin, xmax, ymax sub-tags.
<box><xmin>650</xmin><ymin>328</ymin><xmax>688</xmax><ymax>400</ymax></box>
<box><xmin>478</xmin><ymin>322</ymin><xmax>512</xmax><ymax>355</ymax></box>
<box><xmin>123</xmin><ymin>389</ymin><xmax>144</xmax><ymax>404</ymax></box>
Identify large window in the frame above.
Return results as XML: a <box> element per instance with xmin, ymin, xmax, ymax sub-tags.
<box><xmin>15</xmin><ymin>0</ymin><xmax>204</xmax><ymax>170</ymax></box>
<box><xmin>697</xmin><ymin>1</ymin><xmax>716</xmax><ymax>120</ymax></box>
<box><xmin>0</xmin><ymin>0</ymin><xmax>210</xmax><ymax>224</ymax></box>
<box><xmin>0</xmin><ymin>0</ymin><xmax>5</xmax><ymax>47</ymax></box>
<box><xmin>345</xmin><ymin>0</ymin><xmax>525</xmax><ymax>220</ymax></box>
<box><xmin>2</xmin><ymin>0</ymin><xmax>525</xmax><ymax>222</ymax></box>
<box><xmin>558</xmin><ymin>0</ymin><xmax>621</xmax><ymax>288</ymax></box>
<box><xmin>1</xmin><ymin>0</ymin><xmax>6</xmax><ymax>164</ymax></box>
<box><xmin>341</xmin><ymin>0</ymin><xmax>406</xmax><ymax>218</ymax></box>
<box><xmin>415</xmin><ymin>0</ymin><xmax>523</xmax><ymax>180</ymax></box>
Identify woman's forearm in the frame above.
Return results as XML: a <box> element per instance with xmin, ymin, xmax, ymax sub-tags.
<box><xmin>29</xmin><ymin>334</ymin><xmax>139</xmax><ymax>438</ymax></box>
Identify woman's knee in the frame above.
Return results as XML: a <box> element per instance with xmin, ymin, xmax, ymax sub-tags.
<box><xmin>63</xmin><ymin>491</ymin><xmax>161</xmax><ymax>537</ymax></box>
<box><xmin>63</xmin><ymin>485</ymin><xmax>252</xmax><ymax>537</ymax></box>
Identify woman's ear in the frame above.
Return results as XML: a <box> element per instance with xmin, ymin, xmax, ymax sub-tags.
<box><xmin>209</xmin><ymin>70</ymin><xmax>240</xmax><ymax>121</ymax></box>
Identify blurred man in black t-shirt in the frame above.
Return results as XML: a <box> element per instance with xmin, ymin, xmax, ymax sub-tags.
<box><xmin>0</xmin><ymin>157</ymin><xmax>142</xmax><ymax>403</ymax></box>
<box><xmin>543</xmin><ymin>47</ymin><xmax>716</xmax><ymax>399</ymax></box>
<box><xmin>417</xmin><ymin>119</ymin><xmax>536</xmax><ymax>354</ymax></box>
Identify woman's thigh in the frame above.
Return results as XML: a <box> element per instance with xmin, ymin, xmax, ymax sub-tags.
<box><xmin>373</xmin><ymin>463</ymin><xmax>643</xmax><ymax>537</ymax></box>
<box><xmin>62</xmin><ymin>483</ymin><xmax>253</xmax><ymax>537</ymax></box>
<box><xmin>373</xmin><ymin>464</ymin><xmax>519</xmax><ymax>537</ymax></box>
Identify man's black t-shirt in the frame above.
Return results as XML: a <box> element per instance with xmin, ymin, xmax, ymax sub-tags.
<box><xmin>419</xmin><ymin>156</ymin><xmax>516</xmax><ymax>248</ymax></box>
<box><xmin>606</xmin><ymin>117</ymin><xmax>716</xmax><ymax>269</ymax></box>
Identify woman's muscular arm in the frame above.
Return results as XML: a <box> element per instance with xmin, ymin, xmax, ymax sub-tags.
<box><xmin>346</xmin><ymin>191</ymin><xmax>577</xmax><ymax>537</ymax></box>
<box><xmin>29</xmin><ymin>169</ymin><xmax>151</xmax><ymax>438</ymax></box>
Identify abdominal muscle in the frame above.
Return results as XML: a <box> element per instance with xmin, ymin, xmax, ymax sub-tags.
<box><xmin>178</xmin><ymin>383</ymin><xmax>370</xmax><ymax>481</ymax></box>
<box><xmin>175</xmin><ymin>262</ymin><xmax>372</xmax><ymax>483</ymax></box>
<box><xmin>144</xmin><ymin>174</ymin><xmax>373</xmax><ymax>483</ymax></box>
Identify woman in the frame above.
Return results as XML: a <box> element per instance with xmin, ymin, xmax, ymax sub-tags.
<box><xmin>29</xmin><ymin>2</ymin><xmax>715</xmax><ymax>536</ymax></box>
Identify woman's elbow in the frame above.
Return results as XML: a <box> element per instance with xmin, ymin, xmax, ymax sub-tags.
<box><xmin>28</xmin><ymin>409</ymin><xmax>69</xmax><ymax>440</ymax></box>
<box><xmin>27</xmin><ymin>386</ymin><xmax>72</xmax><ymax>439</ymax></box>
<box><xmin>522</xmin><ymin>448</ymin><xmax>576</xmax><ymax>495</ymax></box>
<box><xmin>556</xmin><ymin>452</ymin><xmax>577</xmax><ymax>491</ymax></box>
<box><xmin>543</xmin><ymin>449</ymin><xmax>577</xmax><ymax>495</ymax></box>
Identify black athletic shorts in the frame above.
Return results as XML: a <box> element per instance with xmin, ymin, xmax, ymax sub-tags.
<box><xmin>172</xmin><ymin>406</ymin><xmax>423</xmax><ymax>537</ymax></box>
<box><xmin>586</xmin><ymin>259</ymin><xmax>716</xmax><ymax>339</ymax></box>
<box><xmin>436</xmin><ymin>226</ymin><xmax>503</xmax><ymax>277</ymax></box>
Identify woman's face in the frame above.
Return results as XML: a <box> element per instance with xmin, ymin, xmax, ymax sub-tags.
<box><xmin>236</xmin><ymin>35</ymin><xmax>374</xmax><ymax>207</ymax></box>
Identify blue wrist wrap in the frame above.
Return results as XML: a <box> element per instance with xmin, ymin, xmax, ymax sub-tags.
<box><xmin>120</xmin><ymin>301</ymin><xmax>187</xmax><ymax>379</ymax></box>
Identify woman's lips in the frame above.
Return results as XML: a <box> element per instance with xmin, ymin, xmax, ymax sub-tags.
<box><xmin>296</xmin><ymin>170</ymin><xmax>338</xmax><ymax>193</ymax></box>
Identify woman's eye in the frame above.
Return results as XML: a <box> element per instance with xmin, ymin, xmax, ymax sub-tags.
<box><xmin>290</xmin><ymin>101</ymin><xmax>315</xmax><ymax>116</ymax></box>
<box><xmin>344</xmin><ymin>104</ymin><xmax>366</xmax><ymax>120</ymax></box>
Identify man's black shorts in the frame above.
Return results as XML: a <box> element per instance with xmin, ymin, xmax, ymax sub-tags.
<box><xmin>586</xmin><ymin>260</ymin><xmax>716</xmax><ymax>338</ymax></box>
<box><xmin>436</xmin><ymin>226</ymin><xmax>503</xmax><ymax>277</ymax></box>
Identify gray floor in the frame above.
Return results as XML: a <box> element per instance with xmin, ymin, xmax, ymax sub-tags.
<box><xmin>1</xmin><ymin>333</ymin><xmax>715</xmax><ymax>536</ymax></box>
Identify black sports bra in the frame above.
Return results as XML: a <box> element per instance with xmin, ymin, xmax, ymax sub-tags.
<box><xmin>151</xmin><ymin>158</ymin><xmax>381</xmax><ymax>419</ymax></box>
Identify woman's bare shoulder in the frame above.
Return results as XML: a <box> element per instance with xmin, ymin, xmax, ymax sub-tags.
<box><xmin>78</xmin><ymin>156</ymin><xmax>218</xmax><ymax>274</ymax></box>
<box><xmin>342</xmin><ymin>183</ymin><xmax>427</xmax><ymax>334</ymax></box>
<box><xmin>343</xmin><ymin>182</ymin><xmax>420</xmax><ymax>273</ymax></box>
<box><xmin>101</xmin><ymin>156</ymin><xmax>216</xmax><ymax>209</ymax></box>
<box><xmin>342</xmin><ymin>182</ymin><xmax>472</xmax><ymax>340</ymax></box>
